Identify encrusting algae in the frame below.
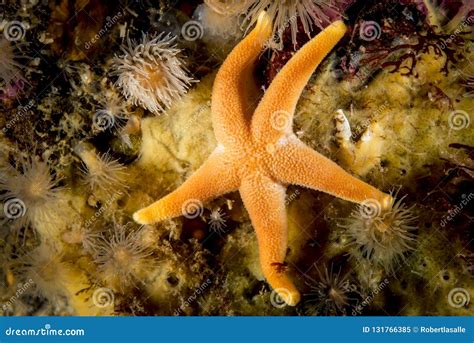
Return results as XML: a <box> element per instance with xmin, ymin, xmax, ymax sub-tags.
<box><xmin>0</xmin><ymin>0</ymin><xmax>472</xmax><ymax>316</ymax></box>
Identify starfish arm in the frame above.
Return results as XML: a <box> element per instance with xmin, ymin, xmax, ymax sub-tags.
<box><xmin>270</xmin><ymin>139</ymin><xmax>393</xmax><ymax>208</ymax></box>
<box><xmin>240</xmin><ymin>175</ymin><xmax>301</xmax><ymax>306</ymax></box>
<box><xmin>251</xmin><ymin>20</ymin><xmax>347</xmax><ymax>143</ymax></box>
<box><xmin>133</xmin><ymin>150</ymin><xmax>239</xmax><ymax>225</ymax></box>
<box><xmin>211</xmin><ymin>11</ymin><xmax>272</xmax><ymax>146</ymax></box>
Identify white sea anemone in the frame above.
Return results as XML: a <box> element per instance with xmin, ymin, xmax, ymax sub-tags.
<box><xmin>92</xmin><ymin>222</ymin><xmax>156</xmax><ymax>290</ymax></box>
<box><xmin>0</xmin><ymin>155</ymin><xmax>63</xmax><ymax>238</ymax></box>
<box><xmin>240</xmin><ymin>0</ymin><xmax>337</xmax><ymax>50</ymax></box>
<box><xmin>304</xmin><ymin>264</ymin><xmax>358</xmax><ymax>315</ymax></box>
<box><xmin>342</xmin><ymin>195</ymin><xmax>418</xmax><ymax>271</ymax></box>
<box><xmin>12</xmin><ymin>243</ymin><xmax>96</xmax><ymax>313</ymax></box>
<box><xmin>194</xmin><ymin>2</ymin><xmax>243</xmax><ymax>49</ymax></box>
<box><xmin>73</xmin><ymin>142</ymin><xmax>127</xmax><ymax>195</ymax></box>
<box><xmin>112</xmin><ymin>33</ymin><xmax>195</xmax><ymax>115</ymax></box>
<box><xmin>16</xmin><ymin>244</ymin><xmax>69</xmax><ymax>301</ymax></box>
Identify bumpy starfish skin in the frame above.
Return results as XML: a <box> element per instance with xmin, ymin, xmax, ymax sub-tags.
<box><xmin>133</xmin><ymin>12</ymin><xmax>393</xmax><ymax>306</ymax></box>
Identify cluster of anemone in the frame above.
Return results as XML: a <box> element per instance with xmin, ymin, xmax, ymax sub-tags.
<box><xmin>341</xmin><ymin>195</ymin><xmax>418</xmax><ymax>272</ymax></box>
<box><xmin>0</xmin><ymin>155</ymin><xmax>63</xmax><ymax>237</ymax></box>
<box><xmin>239</xmin><ymin>0</ymin><xmax>338</xmax><ymax>50</ymax></box>
<box><xmin>303</xmin><ymin>264</ymin><xmax>358</xmax><ymax>315</ymax></box>
<box><xmin>11</xmin><ymin>243</ymin><xmax>96</xmax><ymax>314</ymax></box>
<box><xmin>73</xmin><ymin>142</ymin><xmax>128</xmax><ymax>196</ymax></box>
<box><xmin>91</xmin><ymin>222</ymin><xmax>156</xmax><ymax>290</ymax></box>
<box><xmin>112</xmin><ymin>33</ymin><xmax>195</xmax><ymax>115</ymax></box>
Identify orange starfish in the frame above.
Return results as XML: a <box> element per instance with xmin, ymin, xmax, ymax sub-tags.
<box><xmin>133</xmin><ymin>12</ymin><xmax>393</xmax><ymax>306</ymax></box>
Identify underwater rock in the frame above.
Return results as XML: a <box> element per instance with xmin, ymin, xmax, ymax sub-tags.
<box><xmin>0</xmin><ymin>0</ymin><xmax>472</xmax><ymax>316</ymax></box>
